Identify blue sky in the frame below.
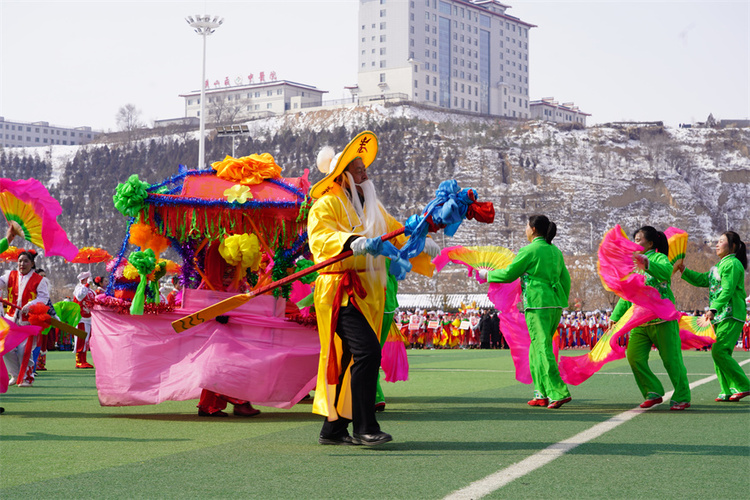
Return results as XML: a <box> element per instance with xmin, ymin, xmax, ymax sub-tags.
<box><xmin>1</xmin><ymin>0</ymin><xmax>747</xmax><ymax>131</ymax></box>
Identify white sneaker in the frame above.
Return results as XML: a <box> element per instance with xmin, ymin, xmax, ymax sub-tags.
<box><xmin>8</xmin><ymin>376</ymin><xmax>16</xmax><ymax>385</ymax></box>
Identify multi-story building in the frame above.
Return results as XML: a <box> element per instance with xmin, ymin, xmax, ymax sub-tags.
<box><xmin>180</xmin><ymin>80</ymin><xmax>327</xmax><ymax>123</ymax></box>
<box><xmin>530</xmin><ymin>98</ymin><xmax>590</xmax><ymax>126</ymax></box>
<box><xmin>1</xmin><ymin>117</ymin><xmax>100</xmax><ymax>148</ymax></box>
<box><xmin>355</xmin><ymin>0</ymin><xmax>535</xmax><ymax>118</ymax></box>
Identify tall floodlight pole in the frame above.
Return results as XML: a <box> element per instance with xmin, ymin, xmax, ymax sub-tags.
<box><xmin>186</xmin><ymin>14</ymin><xmax>223</xmax><ymax>169</ymax></box>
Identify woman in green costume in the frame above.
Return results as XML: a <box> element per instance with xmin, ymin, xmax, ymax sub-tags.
<box><xmin>611</xmin><ymin>226</ymin><xmax>691</xmax><ymax>410</ymax></box>
<box><xmin>677</xmin><ymin>231</ymin><xmax>749</xmax><ymax>402</ymax></box>
<box><xmin>479</xmin><ymin>215</ymin><xmax>572</xmax><ymax>409</ymax></box>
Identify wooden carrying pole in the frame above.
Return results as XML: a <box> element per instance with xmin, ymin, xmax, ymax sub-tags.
<box><xmin>171</xmin><ymin>227</ymin><xmax>406</xmax><ymax>333</ymax></box>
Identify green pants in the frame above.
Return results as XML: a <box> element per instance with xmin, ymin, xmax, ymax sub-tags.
<box><xmin>712</xmin><ymin>320</ymin><xmax>750</xmax><ymax>399</ymax></box>
<box><xmin>526</xmin><ymin>308</ymin><xmax>570</xmax><ymax>402</ymax></box>
<box><xmin>626</xmin><ymin>321</ymin><xmax>690</xmax><ymax>404</ymax></box>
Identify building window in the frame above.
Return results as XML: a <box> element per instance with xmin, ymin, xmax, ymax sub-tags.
<box><xmin>380</xmin><ymin>22</ymin><xmax>386</xmax><ymax>29</ymax></box>
<box><xmin>380</xmin><ymin>9</ymin><xmax>386</xmax><ymax>17</ymax></box>
<box><xmin>267</xmin><ymin>103</ymin><xmax>273</xmax><ymax>109</ymax></box>
<box><xmin>267</xmin><ymin>91</ymin><xmax>273</xmax><ymax>96</ymax></box>
<box><xmin>380</xmin><ymin>73</ymin><xmax>386</xmax><ymax>83</ymax></box>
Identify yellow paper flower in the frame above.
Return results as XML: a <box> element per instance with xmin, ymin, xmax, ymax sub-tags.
<box><xmin>218</xmin><ymin>233</ymin><xmax>261</xmax><ymax>271</ymax></box>
<box><xmin>223</xmin><ymin>184</ymin><xmax>253</xmax><ymax>204</ymax></box>
<box><xmin>123</xmin><ymin>263</ymin><xmax>140</xmax><ymax>280</ymax></box>
<box><xmin>212</xmin><ymin>153</ymin><xmax>282</xmax><ymax>186</ymax></box>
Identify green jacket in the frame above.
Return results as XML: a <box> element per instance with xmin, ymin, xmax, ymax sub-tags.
<box><xmin>611</xmin><ymin>249</ymin><xmax>675</xmax><ymax>323</ymax></box>
<box><xmin>487</xmin><ymin>236</ymin><xmax>570</xmax><ymax>310</ymax></box>
<box><xmin>682</xmin><ymin>254</ymin><xmax>746</xmax><ymax>324</ymax></box>
<box><xmin>0</xmin><ymin>237</ymin><xmax>8</xmax><ymax>255</ymax></box>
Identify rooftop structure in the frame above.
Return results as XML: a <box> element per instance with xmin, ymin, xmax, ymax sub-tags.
<box><xmin>530</xmin><ymin>97</ymin><xmax>590</xmax><ymax>126</ymax></box>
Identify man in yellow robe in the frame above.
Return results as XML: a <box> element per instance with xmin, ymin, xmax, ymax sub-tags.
<box><xmin>308</xmin><ymin>131</ymin><xmax>436</xmax><ymax>446</ymax></box>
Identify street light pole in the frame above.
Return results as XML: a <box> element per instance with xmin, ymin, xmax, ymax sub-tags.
<box><xmin>186</xmin><ymin>14</ymin><xmax>224</xmax><ymax>170</ymax></box>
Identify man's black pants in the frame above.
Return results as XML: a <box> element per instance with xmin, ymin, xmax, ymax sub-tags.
<box><xmin>320</xmin><ymin>300</ymin><xmax>382</xmax><ymax>437</ymax></box>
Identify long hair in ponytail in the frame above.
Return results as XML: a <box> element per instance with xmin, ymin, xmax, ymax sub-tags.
<box><xmin>723</xmin><ymin>231</ymin><xmax>747</xmax><ymax>270</ymax></box>
<box><xmin>633</xmin><ymin>226</ymin><xmax>668</xmax><ymax>255</ymax></box>
<box><xmin>529</xmin><ymin>214</ymin><xmax>557</xmax><ymax>244</ymax></box>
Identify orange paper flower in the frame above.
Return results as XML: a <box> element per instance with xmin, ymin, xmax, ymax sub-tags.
<box><xmin>211</xmin><ymin>153</ymin><xmax>282</xmax><ymax>186</ymax></box>
<box><xmin>129</xmin><ymin>223</ymin><xmax>170</xmax><ymax>257</ymax></box>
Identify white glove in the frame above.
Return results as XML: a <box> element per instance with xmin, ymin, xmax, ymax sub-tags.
<box><xmin>423</xmin><ymin>238</ymin><xmax>440</xmax><ymax>258</ymax></box>
<box><xmin>350</xmin><ymin>237</ymin><xmax>368</xmax><ymax>256</ymax></box>
<box><xmin>476</xmin><ymin>269</ymin><xmax>488</xmax><ymax>281</ymax></box>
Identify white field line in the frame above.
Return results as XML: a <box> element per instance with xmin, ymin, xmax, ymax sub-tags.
<box><xmin>444</xmin><ymin>358</ymin><xmax>750</xmax><ymax>500</ymax></box>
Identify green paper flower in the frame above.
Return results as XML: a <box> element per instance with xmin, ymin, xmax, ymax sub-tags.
<box><xmin>114</xmin><ymin>174</ymin><xmax>150</xmax><ymax>218</ymax></box>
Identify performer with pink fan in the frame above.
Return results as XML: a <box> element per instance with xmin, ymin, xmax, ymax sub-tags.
<box><xmin>677</xmin><ymin>231</ymin><xmax>750</xmax><ymax>402</ymax></box>
<box><xmin>611</xmin><ymin>226</ymin><xmax>691</xmax><ymax>411</ymax></box>
<box><xmin>476</xmin><ymin>215</ymin><xmax>572</xmax><ymax>409</ymax></box>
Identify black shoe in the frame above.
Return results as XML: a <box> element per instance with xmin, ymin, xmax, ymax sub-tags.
<box><xmin>198</xmin><ymin>409</ymin><xmax>228</xmax><ymax>417</ymax></box>
<box><xmin>374</xmin><ymin>402</ymin><xmax>386</xmax><ymax>412</ymax></box>
<box><xmin>0</xmin><ymin>407</ymin><xmax>4</xmax><ymax>414</ymax></box>
<box><xmin>352</xmin><ymin>431</ymin><xmax>393</xmax><ymax>446</ymax></box>
<box><xmin>318</xmin><ymin>434</ymin><xmax>356</xmax><ymax>446</ymax></box>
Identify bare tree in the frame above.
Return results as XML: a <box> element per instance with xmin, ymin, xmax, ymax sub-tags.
<box><xmin>116</xmin><ymin>103</ymin><xmax>144</xmax><ymax>142</ymax></box>
<box><xmin>207</xmin><ymin>94</ymin><xmax>246</xmax><ymax>125</ymax></box>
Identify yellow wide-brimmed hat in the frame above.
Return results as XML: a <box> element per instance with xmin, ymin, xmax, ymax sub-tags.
<box><xmin>309</xmin><ymin>130</ymin><xmax>378</xmax><ymax>199</ymax></box>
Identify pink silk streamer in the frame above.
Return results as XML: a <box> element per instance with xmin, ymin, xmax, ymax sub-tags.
<box><xmin>0</xmin><ymin>318</ymin><xmax>41</xmax><ymax>393</ymax></box>
<box><xmin>0</xmin><ymin>178</ymin><xmax>78</xmax><ymax>261</ymax></box>
<box><xmin>558</xmin><ymin>225</ymin><xmax>715</xmax><ymax>385</ymax></box>
<box><xmin>558</xmin><ymin>305</ymin><xmax>654</xmax><ymax>385</ymax></box>
<box><xmin>91</xmin><ymin>289</ymin><xmax>319</xmax><ymax>408</ymax></box>
<box><xmin>381</xmin><ymin>337</ymin><xmax>409</xmax><ymax>382</ymax></box>
<box><xmin>596</xmin><ymin>225</ymin><xmax>681</xmax><ymax>322</ymax></box>
<box><xmin>436</xmin><ymin>246</ymin><xmax>560</xmax><ymax>385</ymax></box>
<box><xmin>487</xmin><ymin>280</ymin><xmax>533</xmax><ymax>384</ymax></box>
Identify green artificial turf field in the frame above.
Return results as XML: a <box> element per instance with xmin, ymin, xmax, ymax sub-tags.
<box><xmin>1</xmin><ymin>349</ymin><xmax>748</xmax><ymax>499</ymax></box>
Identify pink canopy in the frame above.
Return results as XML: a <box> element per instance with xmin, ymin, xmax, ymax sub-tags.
<box><xmin>91</xmin><ymin>289</ymin><xmax>319</xmax><ymax>408</ymax></box>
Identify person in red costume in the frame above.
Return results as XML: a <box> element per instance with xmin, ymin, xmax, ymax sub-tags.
<box><xmin>2</xmin><ymin>248</ymin><xmax>50</xmax><ymax>387</ymax></box>
<box><xmin>73</xmin><ymin>271</ymin><xmax>95</xmax><ymax>369</ymax></box>
<box><xmin>195</xmin><ymin>241</ymin><xmax>260</xmax><ymax>418</ymax></box>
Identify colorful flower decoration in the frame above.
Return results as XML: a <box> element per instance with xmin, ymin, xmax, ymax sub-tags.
<box><xmin>212</xmin><ymin>153</ymin><xmax>282</xmax><ymax>186</ymax></box>
<box><xmin>128</xmin><ymin>249</ymin><xmax>156</xmax><ymax>315</ymax></box>
<box><xmin>218</xmin><ymin>233</ymin><xmax>261</xmax><ymax>271</ymax></box>
<box><xmin>113</xmin><ymin>174</ymin><xmax>150</xmax><ymax>218</ymax></box>
<box><xmin>223</xmin><ymin>184</ymin><xmax>253</xmax><ymax>204</ymax></box>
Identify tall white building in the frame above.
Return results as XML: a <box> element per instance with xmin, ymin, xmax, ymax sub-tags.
<box><xmin>356</xmin><ymin>0</ymin><xmax>535</xmax><ymax>118</ymax></box>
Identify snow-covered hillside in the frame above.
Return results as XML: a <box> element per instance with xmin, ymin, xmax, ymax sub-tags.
<box><xmin>2</xmin><ymin>104</ymin><xmax>748</xmax><ymax>302</ymax></box>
